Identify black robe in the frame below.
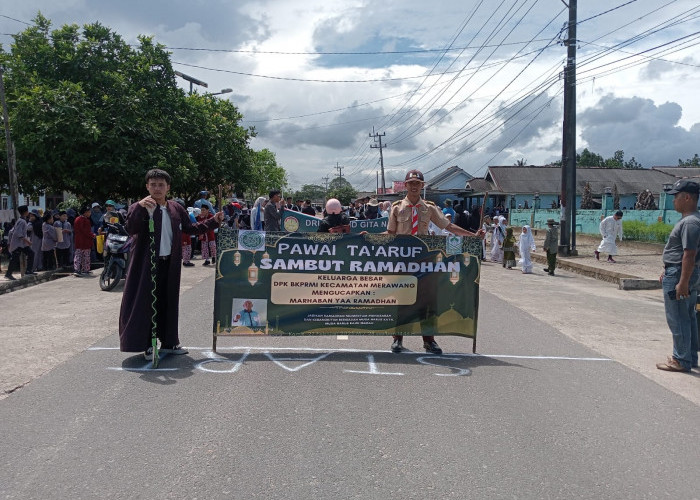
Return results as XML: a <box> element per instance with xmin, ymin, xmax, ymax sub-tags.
<box><xmin>119</xmin><ymin>200</ymin><xmax>220</xmax><ymax>352</ymax></box>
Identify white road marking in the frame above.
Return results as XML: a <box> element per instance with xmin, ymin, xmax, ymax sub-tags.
<box><xmin>196</xmin><ymin>349</ymin><xmax>250</xmax><ymax>373</ymax></box>
<box><xmin>344</xmin><ymin>355</ymin><xmax>404</xmax><ymax>375</ymax></box>
<box><xmin>90</xmin><ymin>346</ymin><xmax>612</xmax><ymax>362</ymax></box>
<box><xmin>416</xmin><ymin>356</ymin><xmax>472</xmax><ymax>376</ymax></box>
<box><xmin>263</xmin><ymin>351</ymin><xmax>332</xmax><ymax>372</ymax></box>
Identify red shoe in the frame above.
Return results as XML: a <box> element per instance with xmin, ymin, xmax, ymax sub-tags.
<box><xmin>594</xmin><ymin>250</ymin><xmax>600</xmax><ymax>260</ymax></box>
<box><xmin>608</xmin><ymin>256</ymin><xmax>616</xmax><ymax>263</ymax></box>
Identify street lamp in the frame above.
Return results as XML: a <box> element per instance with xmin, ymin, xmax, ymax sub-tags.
<box><xmin>210</xmin><ymin>88</ymin><xmax>233</xmax><ymax>96</ymax></box>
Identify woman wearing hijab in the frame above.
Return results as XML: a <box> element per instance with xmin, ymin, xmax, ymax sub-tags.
<box><xmin>518</xmin><ymin>224</ymin><xmax>536</xmax><ymax>274</ymax></box>
<box><xmin>251</xmin><ymin>196</ymin><xmax>267</xmax><ymax>231</ymax></box>
<box><xmin>502</xmin><ymin>226</ymin><xmax>516</xmax><ymax>269</ymax></box>
<box><xmin>490</xmin><ymin>216</ymin><xmax>506</xmax><ymax>263</ymax></box>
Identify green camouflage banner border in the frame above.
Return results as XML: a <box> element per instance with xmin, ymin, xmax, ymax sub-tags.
<box><xmin>213</xmin><ymin>226</ymin><xmax>481</xmax><ymax>344</ymax></box>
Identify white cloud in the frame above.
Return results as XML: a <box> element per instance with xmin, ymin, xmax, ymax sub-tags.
<box><xmin>2</xmin><ymin>0</ymin><xmax>699</xmax><ymax>189</ymax></box>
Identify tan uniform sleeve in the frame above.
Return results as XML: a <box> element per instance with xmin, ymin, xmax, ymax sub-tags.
<box><xmin>387</xmin><ymin>205</ymin><xmax>399</xmax><ymax>233</ymax></box>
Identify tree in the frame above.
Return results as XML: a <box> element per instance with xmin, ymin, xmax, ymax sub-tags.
<box><xmin>243</xmin><ymin>149</ymin><xmax>288</xmax><ymax>201</ymax></box>
<box><xmin>0</xmin><ymin>14</ymin><xmax>261</xmax><ymax>204</ymax></box>
<box><xmin>678</xmin><ymin>154</ymin><xmax>700</xmax><ymax>166</ymax></box>
<box><xmin>580</xmin><ymin>182</ymin><xmax>594</xmax><ymax>209</ymax></box>
<box><xmin>604</xmin><ymin>150</ymin><xmax>625</xmax><ymax>169</ymax></box>
<box><xmin>293</xmin><ymin>184</ymin><xmax>326</xmax><ymax>203</ymax></box>
<box><xmin>514</xmin><ymin>158</ymin><xmax>527</xmax><ymax>166</ymax></box>
<box><xmin>327</xmin><ymin>177</ymin><xmax>357</xmax><ymax>205</ymax></box>
<box><xmin>612</xmin><ymin>183</ymin><xmax>620</xmax><ymax>210</ymax></box>
<box><xmin>577</xmin><ymin>148</ymin><xmax>604</xmax><ymax>167</ymax></box>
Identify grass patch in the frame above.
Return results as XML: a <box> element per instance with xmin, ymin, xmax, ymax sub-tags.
<box><xmin>622</xmin><ymin>220</ymin><xmax>673</xmax><ymax>243</ymax></box>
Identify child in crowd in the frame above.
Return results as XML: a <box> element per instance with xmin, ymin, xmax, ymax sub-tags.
<box><xmin>518</xmin><ymin>225</ymin><xmax>536</xmax><ymax>274</ymax></box>
<box><xmin>196</xmin><ymin>205</ymin><xmax>217</xmax><ymax>266</ymax></box>
<box><xmin>502</xmin><ymin>226</ymin><xmax>516</xmax><ymax>269</ymax></box>
<box><xmin>182</xmin><ymin>230</ymin><xmax>194</xmax><ymax>267</ymax></box>
<box><xmin>41</xmin><ymin>212</ymin><xmax>58</xmax><ymax>270</ymax></box>
<box><xmin>54</xmin><ymin>211</ymin><xmax>72</xmax><ymax>268</ymax></box>
<box><xmin>490</xmin><ymin>216</ymin><xmax>506</xmax><ymax>263</ymax></box>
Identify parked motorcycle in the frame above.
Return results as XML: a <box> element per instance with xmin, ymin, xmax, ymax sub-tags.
<box><xmin>99</xmin><ymin>222</ymin><xmax>130</xmax><ymax>291</ymax></box>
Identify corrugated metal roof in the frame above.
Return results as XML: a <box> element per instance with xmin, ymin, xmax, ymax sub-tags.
<box><xmin>651</xmin><ymin>167</ymin><xmax>700</xmax><ymax>179</ymax></box>
<box><xmin>465</xmin><ymin>178</ymin><xmax>496</xmax><ymax>193</ymax></box>
<box><xmin>486</xmin><ymin>166</ymin><xmax>676</xmax><ymax>195</ymax></box>
<box><xmin>426</xmin><ymin>166</ymin><xmax>472</xmax><ymax>189</ymax></box>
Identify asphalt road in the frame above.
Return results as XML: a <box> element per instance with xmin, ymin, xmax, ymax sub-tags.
<box><xmin>0</xmin><ymin>266</ymin><xmax>698</xmax><ymax>499</ymax></box>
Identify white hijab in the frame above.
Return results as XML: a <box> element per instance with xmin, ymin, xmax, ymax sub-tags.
<box><xmin>519</xmin><ymin>225</ymin><xmax>536</xmax><ymax>253</ymax></box>
<box><xmin>251</xmin><ymin>196</ymin><xmax>266</xmax><ymax>230</ymax></box>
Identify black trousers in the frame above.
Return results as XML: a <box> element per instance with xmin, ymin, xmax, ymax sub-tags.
<box><xmin>7</xmin><ymin>246</ymin><xmax>34</xmax><ymax>275</ymax></box>
<box><xmin>56</xmin><ymin>247</ymin><xmax>70</xmax><ymax>267</ymax></box>
<box><xmin>43</xmin><ymin>250</ymin><xmax>57</xmax><ymax>270</ymax></box>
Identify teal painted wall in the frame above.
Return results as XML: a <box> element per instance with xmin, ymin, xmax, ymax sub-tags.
<box><xmin>508</xmin><ymin>208</ymin><xmax>682</xmax><ymax>234</ymax></box>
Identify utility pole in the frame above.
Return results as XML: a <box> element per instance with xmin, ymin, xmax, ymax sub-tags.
<box><xmin>321</xmin><ymin>176</ymin><xmax>330</xmax><ymax>201</ymax></box>
<box><xmin>559</xmin><ymin>0</ymin><xmax>578</xmax><ymax>256</ymax></box>
<box><xmin>0</xmin><ymin>66</ymin><xmax>19</xmax><ymax>220</ymax></box>
<box><xmin>370</xmin><ymin>128</ymin><xmax>386</xmax><ymax>194</ymax></box>
<box><xmin>335</xmin><ymin>162</ymin><xmax>343</xmax><ymax>178</ymax></box>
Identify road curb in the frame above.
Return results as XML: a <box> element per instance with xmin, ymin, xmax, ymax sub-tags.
<box><xmin>529</xmin><ymin>252</ymin><xmax>660</xmax><ymax>289</ymax></box>
<box><xmin>0</xmin><ymin>265</ymin><xmax>103</xmax><ymax>295</ymax></box>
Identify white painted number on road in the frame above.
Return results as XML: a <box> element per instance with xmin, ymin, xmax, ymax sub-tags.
<box><xmin>344</xmin><ymin>354</ymin><xmax>404</xmax><ymax>376</ymax></box>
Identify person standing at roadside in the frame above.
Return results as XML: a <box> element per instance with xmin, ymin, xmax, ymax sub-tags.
<box><xmin>656</xmin><ymin>179</ymin><xmax>700</xmax><ymax>373</ymax></box>
<box><xmin>54</xmin><ymin>211</ymin><xmax>72</xmax><ymax>268</ymax></box>
<box><xmin>595</xmin><ymin>211</ymin><xmax>624</xmax><ymax>263</ymax></box>
<box><xmin>387</xmin><ymin>169</ymin><xmax>482</xmax><ymax>355</ymax></box>
<box><xmin>41</xmin><ymin>212</ymin><xmax>58</xmax><ymax>270</ymax></box>
<box><xmin>542</xmin><ymin>219</ymin><xmax>558</xmax><ymax>276</ymax></box>
<box><xmin>264</xmin><ymin>189</ymin><xmax>283</xmax><ymax>232</ymax></box>
<box><xmin>4</xmin><ymin>205</ymin><xmax>35</xmax><ymax>280</ymax></box>
<box><xmin>73</xmin><ymin>204</ymin><xmax>94</xmax><ymax>276</ymax></box>
<box><xmin>28</xmin><ymin>211</ymin><xmax>43</xmax><ymax>272</ymax></box>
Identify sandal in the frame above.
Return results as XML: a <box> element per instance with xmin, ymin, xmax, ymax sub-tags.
<box><xmin>656</xmin><ymin>356</ymin><xmax>689</xmax><ymax>372</ymax></box>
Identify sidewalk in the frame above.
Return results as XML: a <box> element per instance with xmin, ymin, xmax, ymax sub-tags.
<box><xmin>526</xmin><ymin>231</ymin><xmax>664</xmax><ymax>288</ymax></box>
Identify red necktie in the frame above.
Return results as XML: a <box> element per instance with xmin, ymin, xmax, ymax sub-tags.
<box><xmin>409</xmin><ymin>204</ymin><xmax>419</xmax><ymax>234</ymax></box>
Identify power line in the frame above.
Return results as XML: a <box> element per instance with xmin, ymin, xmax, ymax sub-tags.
<box><xmin>165</xmin><ymin>38</ymin><xmax>555</xmax><ymax>56</ymax></box>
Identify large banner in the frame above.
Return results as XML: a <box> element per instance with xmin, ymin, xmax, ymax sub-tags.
<box><xmin>281</xmin><ymin>209</ymin><xmax>388</xmax><ymax>233</ymax></box>
<box><xmin>213</xmin><ymin>227</ymin><xmax>481</xmax><ymax>344</ymax></box>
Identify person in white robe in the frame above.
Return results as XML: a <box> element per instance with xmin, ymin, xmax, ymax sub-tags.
<box><xmin>595</xmin><ymin>211</ymin><xmax>623</xmax><ymax>263</ymax></box>
<box><xmin>518</xmin><ymin>224</ymin><xmax>536</xmax><ymax>273</ymax></box>
<box><xmin>481</xmin><ymin>216</ymin><xmax>492</xmax><ymax>261</ymax></box>
<box><xmin>490</xmin><ymin>216</ymin><xmax>506</xmax><ymax>262</ymax></box>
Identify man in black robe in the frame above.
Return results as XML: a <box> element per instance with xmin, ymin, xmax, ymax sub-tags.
<box><xmin>119</xmin><ymin>169</ymin><xmax>223</xmax><ymax>359</ymax></box>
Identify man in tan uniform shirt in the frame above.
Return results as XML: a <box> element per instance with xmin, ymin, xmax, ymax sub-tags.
<box><xmin>387</xmin><ymin>169</ymin><xmax>481</xmax><ymax>355</ymax></box>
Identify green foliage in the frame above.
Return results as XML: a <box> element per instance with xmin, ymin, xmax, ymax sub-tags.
<box><xmin>0</xmin><ymin>13</ymin><xmax>268</xmax><ymax>204</ymax></box>
<box><xmin>243</xmin><ymin>149</ymin><xmax>287</xmax><ymax>200</ymax></box>
<box><xmin>327</xmin><ymin>176</ymin><xmax>357</xmax><ymax>205</ymax></box>
<box><xmin>678</xmin><ymin>154</ymin><xmax>700</xmax><ymax>166</ymax></box>
<box><xmin>57</xmin><ymin>196</ymin><xmax>81</xmax><ymax>212</ymax></box>
<box><xmin>622</xmin><ymin>220</ymin><xmax>673</xmax><ymax>243</ymax></box>
<box><xmin>292</xmin><ymin>184</ymin><xmax>326</xmax><ymax>203</ymax></box>
<box><xmin>576</xmin><ymin>148</ymin><xmax>642</xmax><ymax>169</ymax></box>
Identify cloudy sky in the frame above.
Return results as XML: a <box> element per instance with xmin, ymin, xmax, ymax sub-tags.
<box><xmin>2</xmin><ymin>0</ymin><xmax>699</xmax><ymax>191</ymax></box>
